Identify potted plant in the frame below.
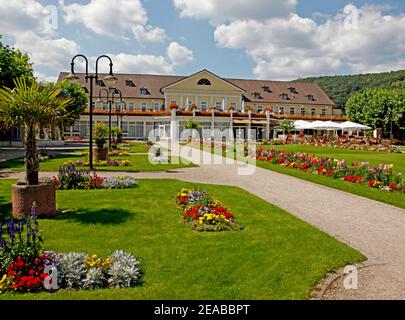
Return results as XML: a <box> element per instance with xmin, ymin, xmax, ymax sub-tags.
<box><xmin>183</xmin><ymin>120</ymin><xmax>200</xmax><ymax>142</ymax></box>
<box><xmin>112</xmin><ymin>126</ymin><xmax>123</xmax><ymax>145</ymax></box>
<box><xmin>278</xmin><ymin>119</ymin><xmax>295</xmax><ymax>143</ymax></box>
<box><xmin>0</xmin><ymin>78</ymin><xmax>72</xmax><ymax>218</ymax></box>
<box><xmin>94</xmin><ymin>122</ymin><xmax>109</xmax><ymax>160</ymax></box>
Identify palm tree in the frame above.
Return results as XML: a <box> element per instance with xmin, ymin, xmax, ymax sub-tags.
<box><xmin>0</xmin><ymin>78</ymin><xmax>72</xmax><ymax>185</ymax></box>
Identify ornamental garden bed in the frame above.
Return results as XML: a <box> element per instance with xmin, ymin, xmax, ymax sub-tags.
<box><xmin>0</xmin><ymin>207</ymin><xmax>141</xmax><ymax>294</ymax></box>
<box><xmin>254</xmin><ymin>148</ymin><xmax>405</xmax><ymax>193</ymax></box>
<box><xmin>0</xmin><ymin>179</ymin><xmax>365</xmax><ymax>299</ymax></box>
<box><xmin>175</xmin><ymin>188</ymin><xmax>243</xmax><ymax>231</ymax></box>
<box><xmin>52</xmin><ymin>165</ymin><xmax>138</xmax><ymax>190</ymax></box>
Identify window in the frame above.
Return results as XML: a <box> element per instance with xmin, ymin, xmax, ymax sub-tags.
<box><xmin>281</xmin><ymin>93</ymin><xmax>289</xmax><ymax>100</ymax></box>
<box><xmin>290</xmin><ymin>107</ymin><xmax>295</xmax><ymax>115</ymax></box>
<box><xmin>257</xmin><ymin>106</ymin><xmax>263</xmax><ymax>113</ymax></box>
<box><xmin>321</xmin><ymin>108</ymin><xmax>327</xmax><ymax>116</ymax></box>
<box><xmin>230</xmin><ymin>102</ymin><xmax>237</xmax><ymax>110</ymax></box>
<box><xmin>301</xmin><ymin>107</ymin><xmax>306</xmax><ymax>116</ymax></box>
<box><xmin>170</xmin><ymin>100</ymin><xmax>177</xmax><ymax>105</ymax></box>
<box><xmin>153</xmin><ymin>102</ymin><xmax>160</xmax><ymax>111</ymax></box>
<box><xmin>91</xmin><ymin>102</ymin><xmax>95</xmax><ymax>109</ymax></box>
<box><xmin>307</xmin><ymin>95</ymin><xmax>314</xmax><ymax>101</ymax></box>
<box><xmin>125</xmin><ymin>80</ymin><xmax>135</xmax><ymax>87</ymax></box>
<box><xmin>279</xmin><ymin>106</ymin><xmax>285</xmax><ymax>115</ymax></box>
<box><xmin>288</xmin><ymin>87</ymin><xmax>297</xmax><ymax>94</ymax></box>
<box><xmin>197</xmin><ymin>78</ymin><xmax>211</xmax><ymax>86</ymax></box>
<box><xmin>114</xmin><ymin>102</ymin><xmax>121</xmax><ymax>112</ymax></box>
<box><xmin>215</xmin><ymin>102</ymin><xmax>222</xmax><ymax>111</ymax></box>
<box><xmin>252</xmin><ymin>92</ymin><xmax>263</xmax><ymax>99</ymax></box>
<box><xmin>102</xmin><ymin>101</ymin><xmax>108</xmax><ymax>110</ymax></box>
<box><xmin>311</xmin><ymin>108</ymin><xmax>316</xmax><ymax>116</ymax></box>
<box><xmin>200</xmin><ymin>101</ymin><xmax>208</xmax><ymax>111</ymax></box>
<box><xmin>140</xmin><ymin>87</ymin><xmax>150</xmax><ymax>95</ymax></box>
<box><xmin>141</xmin><ymin>103</ymin><xmax>147</xmax><ymax>112</ymax></box>
<box><xmin>262</xmin><ymin>86</ymin><xmax>271</xmax><ymax>93</ymax></box>
<box><xmin>96</xmin><ymin>80</ymin><xmax>105</xmax><ymax>87</ymax></box>
<box><xmin>128</xmin><ymin>102</ymin><xmax>135</xmax><ymax>111</ymax></box>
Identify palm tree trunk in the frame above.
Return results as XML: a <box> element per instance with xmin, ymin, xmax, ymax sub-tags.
<box><xmin>25</xmin><ymin>125</ymin><xmax>39</xmax><ymax>185</ymax></box>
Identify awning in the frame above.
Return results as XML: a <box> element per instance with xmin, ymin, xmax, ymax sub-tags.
<box><xmin>338</xmin><ymin>121</ymin><xmax>371</xmax><ymax>130</ymax></box>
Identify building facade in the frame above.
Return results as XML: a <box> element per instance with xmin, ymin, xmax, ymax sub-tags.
<box><xmin>58</xmin><ymin>69</ymin><xmax>344</xmax><ymax>141</ymax></box>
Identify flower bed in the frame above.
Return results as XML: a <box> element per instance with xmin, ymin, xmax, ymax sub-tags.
<box><xmin>266</xmin><ymin>137</ymin><xmax>402</xmax><ymax>153</ymax></box>
<box><xmin>0</xmin><ymin>207</ymin><xmax>141</xmax><ymax>294</ymax></box>
<box><xmin>64</xmin><ymin>159</ymin><xmax>131</xmax><ymax>167</ymax></box>
<box><xmin>254</xmin><ymin>148</ymin><xmax>405</xmax><ymax>193</ymax></box>
<box><xmin>52</xmin><ymin>165</ymin><xmax>138</xmax><ymax>190</ymax></box>
<box><xmin>80</xmin><ymin>151</ymin><xmax>130</xmax><ymax>157</ymax></box>
<box><xmin>175</xmin><ymin>188</ymin><xmax>243</xmax><ymax>231</ymax></box>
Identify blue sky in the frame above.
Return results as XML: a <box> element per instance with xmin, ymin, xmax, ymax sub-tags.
<box><xmin>1</xmin><ymin>0</ymin><xmax>405</xmax><ymax>81</ymax></box>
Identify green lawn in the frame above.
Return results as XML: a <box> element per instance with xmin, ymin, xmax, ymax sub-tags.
<box><xmin>0</xmin><ymin>179</ymin><xmax>364</xmax><ymax>300</ymax></box>
<box><xmin>126</xmin><ymin>142</ymin><xmax>150</xmax><ymax>153</ymax></box>
<box><xmin>260</xmin><ymin>144</ymin><xmax>405</xmax><ymax>175</ymax></box>
<box><xmin>0</xmin><ymin>153</ymin><xmax>195</xmax><ymax>172</ymax></box>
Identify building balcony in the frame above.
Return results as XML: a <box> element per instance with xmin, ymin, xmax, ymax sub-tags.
<box><xmin>83</xmin><ymin>109</ymin><xmax>347</xmax><ymax>121</ymax></box>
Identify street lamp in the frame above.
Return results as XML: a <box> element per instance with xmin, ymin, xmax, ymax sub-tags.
<box><xmin>66</xmin><ymin>54</ymin><xmax>118</xmax><ymax>169</ymax></box>
<box><xmin>112</xmin><ymin>88</ymin><xmax>127</xmax><ymax>130</ymax></box>
<box><xmin>97</xmin><ymin>88</ymin><xmax>118</xmax><ymax>150</ymax></box>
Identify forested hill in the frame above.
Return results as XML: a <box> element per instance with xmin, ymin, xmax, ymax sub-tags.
<box><xmin>297</xmin><ymin>69</ymin><xmax>405</xmax><ymax>108</ymax></box>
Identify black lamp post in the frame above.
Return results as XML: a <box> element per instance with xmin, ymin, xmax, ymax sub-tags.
<box><xmin>66</xmin><ymin>55</ymin><xmax>118</xmax><ymax>169</ymax></box>
<box><xmin>111</xmin><ymin>88</ymin><xmax>127</xmax><ymax>130</ymax></box>
<box><xmin>97</xmin><ymin>88</ymin><xmax>117</xmax><ymax>150</ymax></box>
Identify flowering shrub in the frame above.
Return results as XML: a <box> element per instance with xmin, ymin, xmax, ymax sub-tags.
<box><xmin>175</xmin><ymin>188</ymin><xmax>242</xmax><ymax>231</ymax></box>
<box><xmin>0</xmin><ymin>205</ymin><xmax>42</xmax><ymax>275</ymax></box>
<box><xmin>254</xmin><ymin>148</ymin><xmax>405</xmax><ymax>193</ymax></box>
<box><xmin>53</xmin><ymin>165</ymin><xmax>137</xmax><ymax>190</ymax></box>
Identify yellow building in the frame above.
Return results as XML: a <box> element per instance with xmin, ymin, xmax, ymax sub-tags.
<box><xmin>58</xmin><ymin>69</ymin><xmax>344</xmax><ymax>140</ymax></box>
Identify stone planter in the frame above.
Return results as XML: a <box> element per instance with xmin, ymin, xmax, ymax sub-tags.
<box><xmin>12</xmin><ymin>182</ymin><xmax>56</xmax><ymax>219</ymax></box>
<box><xmin>95</xmin><ymin>147</ymin><xmax>109</xmax><ymax>161</ymax></box>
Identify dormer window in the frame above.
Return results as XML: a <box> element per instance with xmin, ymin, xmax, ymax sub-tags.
<box><xmin>125</xmin><ymin>80</ymin><xmax>135</xmax><ymax>87</ymax></box>
<box><xmin>262</xmin><ymin>86</ymin><xmax>271</xmax><ymax>93</ymax></box>
<box><xmin>197</xmin><ymin>78</ymin><xmax>211</xmax><ymax>86</ymax></box>
<box><xmin>140</xmin><ymin>87</ymin><xmax>150</xmax><ymax>95</ymax></box>
<box><xmin>280</xmin><ymin>93</ymin><xmax>289</xmax><ymax>100</ymax></box>
<box><xmin>252</xmin><ymin>92</ymin><xmax>263</xmax><ymax>99</ymax></box>
<box><xmin>288</xmin><ymin>87</ymin><xmax>297</xmax><ymax>94</ymax></box>
<box><xmin>96</xmin><ymin>80</ymin><xmax>105</xmax><ymax>87</ymax></box>
<box><xmin>306</xmin><ymin>94</ymin><xmax>314</xmax><ymax>101</ymax></box>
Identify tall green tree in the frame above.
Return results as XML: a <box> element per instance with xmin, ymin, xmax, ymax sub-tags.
<box><xmin>346</xmin><ymin>88</ymin><xmax>405</xmax><ymax>138</ymax></box>
<box><xmin>0</xmin><ymin>78</ymin><xmax>72</xmax><ymax>185</ymax></box>
<box><xmin>45</xmin><ymin>80</ymin><xmax>88</xmax><ymax>139</ymax></box>
<box><xmin>0</xmin><ymin>35</ymin><xmax>33</xmax><ymax>89</ymax></box>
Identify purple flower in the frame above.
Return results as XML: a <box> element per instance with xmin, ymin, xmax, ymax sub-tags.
<box><xmin>30</xmin><ymin>206</ymin><xmax>37</xmax><ymax>219</ymax></box>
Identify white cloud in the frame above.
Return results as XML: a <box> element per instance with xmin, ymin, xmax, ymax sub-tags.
<box><xmin>62</xmin><ymin>0</ymin><xmax>166</xmax><ymax>43</ymax></box>
<box><xmin>173</xmin><ymin>0</ymin><xmax>297</xmax><ymax>25</ymax></box>
<box><xmin>34</xmin><ymin>71</ymin><xmax>58</xmax><ymax>83</ymax></box>
<box><xmin>0</xmin><ymin>0</ymin><xmax>55</xmax><ymax>36</ymax></box>
<box><xmin>214</xmin><ymin>5</ymin><xmax>405</xmax><ymax>79</ymax></box>
<box><xmin>14</xmin><ymin>31</ymin><xmax>79</xmax><ymax>70</ymax></box>
<box><xmin>95</xmin><ymin>53</ymin><xmax>174</xmax><ymax>75</ymax></box>
<box><xmin>0</xmin><ymin>0</ymin><xmax>80</xmax><ymax>73</ymax></box>
<box><xmin>167</xmin><ymin>42</ymin><xmax>193</xmax><ymax>65</ymax></box>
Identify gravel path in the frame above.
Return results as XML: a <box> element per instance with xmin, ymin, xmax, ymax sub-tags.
<box><xmin>2</xmin><ymin>144</ymin><xmax>405</xmax><ymax>299</ymax></box>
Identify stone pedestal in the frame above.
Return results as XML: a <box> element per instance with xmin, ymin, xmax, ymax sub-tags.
<box><xmin>12</xmin><ymin>183</ymin><xmax>56</xmax><ymax>218</ymax></box>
